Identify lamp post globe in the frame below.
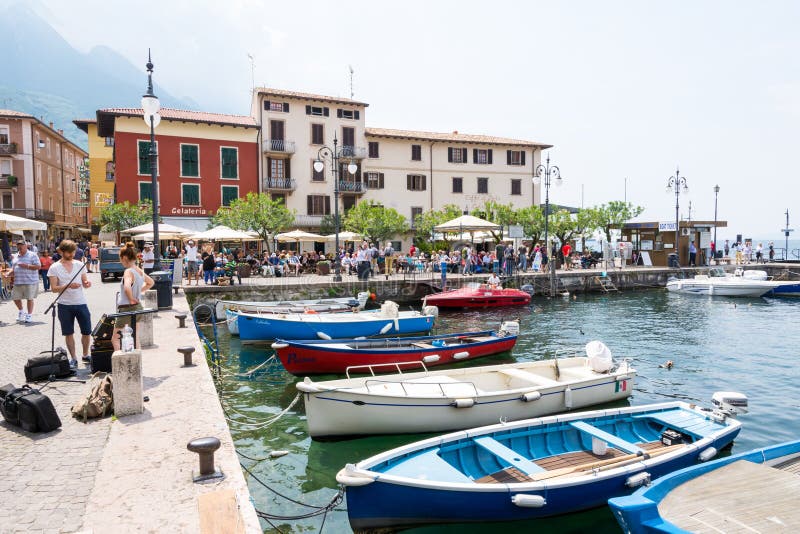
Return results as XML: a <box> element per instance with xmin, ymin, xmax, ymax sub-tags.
<box><xmin>666</xmin><ymin>168</ymin><xmax>688</xmax><ymax>265</ymax></box>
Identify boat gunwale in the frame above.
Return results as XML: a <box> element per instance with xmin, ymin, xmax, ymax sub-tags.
<box><xmin>280</xmin><ymin>330</ymin><xmax>510</xmax><ymax>354</ymax></box>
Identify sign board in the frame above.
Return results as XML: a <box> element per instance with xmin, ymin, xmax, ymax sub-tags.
<box><xmin>172</xmin><ymin>257</ymin><xmax>184</xmax><ymax>287</ymax></box>
<box><xmin>699</xmin><ymin>231</ymin><xmax>712</xmax><ymax>248</ymax></box>
<box><xmin>72</xmin><ymin>202</ymin><xmax>89</xmax><ymax>207</ymax></box>
<box><xmin>658</xmin><ymin>221</ymin><xmax>677</xmax><ymax>232</ymax></box>
<box><xmin>95</xmin><ymin>193</ymin><xmax>113</xmax><ymax>207</ymax></box>
<box><xmin>640</xmin><ymin>251</ymin><xmax>653</xmax><ymax>266</ymax></box>
<box><xmin>640</xmin><ymin>239</ymin><xmax>654</xmax><ymax>251</ymax></box>
<box><xmin>507</xmin><ymin>225</ymin><xmax>523</xmax><ymax>239</ymax></box>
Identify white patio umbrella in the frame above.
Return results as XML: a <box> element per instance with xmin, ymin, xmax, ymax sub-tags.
<box><xmin>0</xmin><ymin>212</ymin><xmax>47</xmax><ymax>232</ymax></box>
<box><xmin>131</xmin><ymin>230</ymin><xmax>194</xmax><ymax>241</ymax></box>
<box><xmin>122</xmin><ymin>222</ymin><xmax>195</xmax><ymax>235</ymax></box>
<box><xmin>324</xmin><ymin>231</ymin><xmax>362</xmax><ymax>242</ymax></box>
<box><xmin>275</xmin><ymin>229</ymin><xmax>325</xmax><ymax>244</ymax></box>
<box><xmin>191</xmin><ymin>226</ymin><xmax>260</xmax><ymax>241</ymax></box>
<box><xmin>434</xmin><ymin>214</ymin><xmax>500</xmax><ymax>233</ymax></box>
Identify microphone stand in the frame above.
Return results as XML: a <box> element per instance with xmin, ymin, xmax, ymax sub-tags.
<box><xmin>42</xmin><ymin>260</ymin><xmax>88</xmax><ymax>384</ymax></box>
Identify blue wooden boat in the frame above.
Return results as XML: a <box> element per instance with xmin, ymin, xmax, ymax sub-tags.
<box><xmin>608</xmin><ymin>438</ymin><xmax>800</xmax><ymax>533</ymax></box>
<box><xmin>336</xmin><ymin>395</ymin><xmax>746</xmax><ymax>530</ymax></box>
<box><xmin>769</xmin><ymin>282</ymin><xmax>800</xmax><ymax>297</ymax></box>
<box><xmin>236</xmin><ymin>307</ymin><xmax>437</xmax><ymax>342</ymax></box>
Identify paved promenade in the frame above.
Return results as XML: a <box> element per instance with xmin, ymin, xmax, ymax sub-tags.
<box><xmin>0</xmin><ymin>272</ymin><xmax>259</xmax><ymax>533</ymax></box>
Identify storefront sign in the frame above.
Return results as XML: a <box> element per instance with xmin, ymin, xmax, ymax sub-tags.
<box><xmin>658</xmin><ymin>221</ymin><xmax>677</xmax><ymax>232</ymax></box>
<box><xmin>171</xmin><ymin>207</ymin><xmax>208</xmax><ymax>216</ymax></box>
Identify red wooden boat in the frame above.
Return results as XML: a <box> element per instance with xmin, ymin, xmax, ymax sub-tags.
<box><xmin>423</xmin><ymin>283</ymin><xmax>531</xmax><ymax>308</ymax></box>
<box><xmin>270</xmin><ymin>326</ymin><xmax>518</xmax><ymax>375</ymax></box>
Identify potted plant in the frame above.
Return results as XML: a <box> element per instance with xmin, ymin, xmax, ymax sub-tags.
<box><xmin>236</xmin><ymin>262</ymin><xmax>251</xmax><ymax>278</ymax></box>
<box><xmin>316</xmin><ymin>260</ymin><xmax>331</xmax><ymax>275</ymax></box>
<box><xmin>6</xmin><ymin>175</ymin><xmax>17</xmax><ymax>186</ymax></box>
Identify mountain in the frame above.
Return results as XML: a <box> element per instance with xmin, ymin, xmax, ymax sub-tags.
<box><xmin>0</xmin><ymin>3</ymin><xmax>197</xmax><ymax>149</ymax></box>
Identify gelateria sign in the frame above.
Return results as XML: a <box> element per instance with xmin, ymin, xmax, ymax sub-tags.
<box><xmin>171</xmin><ymin>207</ymin><xmax>207</xmax><ymax>215</ymax></box>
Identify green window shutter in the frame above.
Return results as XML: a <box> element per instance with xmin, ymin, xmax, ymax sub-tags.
<box><xmin>221</xmin><ymin>148</ymin><xmax>238</xmax><ymax>178</ymax></box>
<box><xmin>182</xmin><ymin>145</ymin><xmax>198</xmax><ymax>177</ymax></box>
<box><xmin>138</xmin><ymin>142</ymin><xmax>151</xmax><ymax>174</ymax></box>
<box><xmin>139</xmin><ymin>182</ymin><xmax>152</xmax><ymax>202</ymax></box>
<box><xmin>182</xmin><ymin>184</ymin><xmax>200</xmax><ymax>206</ymax></box>
<box><xmin>222</xmin><ymin>186</ymin><xmax>238</xmax><ymax>206</ymax></box>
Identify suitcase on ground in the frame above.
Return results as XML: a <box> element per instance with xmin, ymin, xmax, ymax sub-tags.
<box><xmin>24</xmin><ymin>349</ymin><xmax>73</xmax><ymax>382</ymax></box>
<box><xmin>17</xmin><ymin>389</ymin><xmax>61</xmax><ymax>432</ymax></box>
<box><xmin>0</xmin><ymin>383</ymin><xmax>20</xmax><ymax>425</ymax></box>
<box><xmin>91</xmin><ymin>314</ymin><xmax>116</xmax><ymax>373</ymax></box>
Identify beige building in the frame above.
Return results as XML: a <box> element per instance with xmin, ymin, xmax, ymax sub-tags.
<box><xmin>250</xmin><ymin>89</ymin><xmax>551</xmax><ymax>249</ymax></box>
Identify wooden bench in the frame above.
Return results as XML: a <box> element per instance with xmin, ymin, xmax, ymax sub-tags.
<box><xmin>570</xmin><ymin>421</ymin><xmax>644</xmax><ymax>455</ymax></box>
<box><xmin>474</xmin><ymin>436</ymin><xmax>545</xmax><ymax>475</ymax></box>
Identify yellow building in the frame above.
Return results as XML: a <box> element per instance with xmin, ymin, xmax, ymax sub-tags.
<box><xmin>73</xmin><ymin>119</ymin><xmax>114</xmax><ymax>231</ymax></box>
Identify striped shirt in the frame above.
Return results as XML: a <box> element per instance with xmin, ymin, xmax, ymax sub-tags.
<box><xmin>12</xmin><ymin>250</ymin><xmax>41</xmax><ymax>285</ymax></box>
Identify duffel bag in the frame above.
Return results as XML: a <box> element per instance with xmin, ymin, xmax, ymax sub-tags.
<box><xmin>0</xmin><ymin>383</ymin><xmax>20</xmax><ymax>425</ymax></box>
<box><xmin>17</xmin><ymin>388</ymin><xmax>62</xmax><ymax>433</ymax></box>
<box><xmin>24</xmin><ymin>348</ymin><xmax>73</xmax><ymax>382</ymax></box>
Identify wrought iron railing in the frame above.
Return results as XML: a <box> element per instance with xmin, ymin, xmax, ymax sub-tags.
<box><xmin>263</xmin><ymin>177</ymin><xmax>296</xmax><ymax>190</ymax></box>
<box><xmin>0</xmin><ymin>175</ymin><xmax>18</xmax><ymax>187</ymax></box>
<box><xmin>262</xmin><ymin>139</ymin><xmax>296</xmax><ymax>153</ymax></box>
<box><xmin>0</xmin><ymin>143</ymin><xmax>18</xmax><ymax>155</ymax></box>
<box><xmin>338</xmin><ymin>180</ymin><xmax>366</xmax><ymax>193</ymax></box>
<box><xmin>339</xmin><ymin>145</ymin><xmax>366</xmax><ymax>159</ymax></box>
<box><xmin>0</xmin><ymin>208</ymin><xmax>55</xmax><ymax>221</ymax></box>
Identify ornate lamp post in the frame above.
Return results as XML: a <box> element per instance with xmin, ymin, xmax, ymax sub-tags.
<box><xmin>713</xmin><ymin>184</ymin><xmax>720</xmax><ymax>259</ymax></box>
<box><xmin>141</xmin><ymin>49</ymin><xmax>162</xmax><ymax>270</ymax></box>
<box><xmin>313</xmin><ymin>134</ymin><xmax>357</xmax><ymax>282</ymax></box>
<box><xmin>666</xmin><ymin>168</ymin><xmax>688</xmax><ymax>264</ymax></box>
<box><xmin>533</xmin><ymin>153</ymin><xmax>562</xmax><ymax>294</ymax></box>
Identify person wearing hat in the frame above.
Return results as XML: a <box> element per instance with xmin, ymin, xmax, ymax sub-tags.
<box><xmin>11</xmin><ymin>239</ymin><xmax>41</xmax><ymax>323</ymax></box>
<box><xmin>142</xmin><ymin>243</ymin><xmax>155</xmax><ymax>275</ymax></box>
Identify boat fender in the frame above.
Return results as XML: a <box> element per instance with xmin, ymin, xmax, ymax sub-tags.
<box><xmin>394</xmin><ymin>318</ymin><xmax>399</xmax><ymax>332</ymax></box>
<box><xmin>379</xmin><ymin>323</ymin><xmax>393</xmax><ymax>335</ymax></box>
<box><xmin>453</xmin><ymin>351</ymin><xmax>470</xmax><ymax>360</ymax></box>
<box><xmin>269</xmin><ymin>450</ymin><xmax>289</xmax><ymax>459</ymax></box>
<box><xmin>336</xmin><ymin>464</ymin><xmax>376</xmax><ymax>487</ymax></box>
<box><xmin>625</xmin><ymin>472</ymin><xmax>651</xmax><ymax>488</ymax></box>
<box><xmin>450</xmin><ymin>398</ymin><xmax>475</xmax><ymax>408</ymax></box>
<box><xmin>698</xmin><ymin>447</ymin><xmax>718</xmax><ymax>462</ymax></box>
<box><xmin>295</xmin><ymin>379</ymin><xmax>321</xmax><ymax>393</ymax></box>
<box><xmin>304</xmin><ymin>308</ymin><xmax>318</xmax><ymax>314</ymax></box>
<box><xmin>271</xmin><ymin>342</ymin><xmax>289</xmax><ymax>349</ymax></box>
<box><xmin>316</xmin><ymin>331</ymin><xmax>333</xmax><ymax>340</ymax></box>
<box><xmin>511</xmin><ymin>494</ymin><xmax>546</xmax><ymax>508</ymax></box>
<box><xmin>564</xmin><ymin>386</ymin><xmax>573</xmax><ymax>408</ymax></box>
<box><xmin>422</xmin><ymin>305</ymin><xmax>439</xmax><ymax>318</ymax></box>
<box><xmin>422</xmin><ymin>354</ymin><xmax>440</xmax><ymax>364</ymax></box>
<box><xmin>520</xmin><ymin>391</ymin><xmax>541</xmax><ymax>402</ymax></box>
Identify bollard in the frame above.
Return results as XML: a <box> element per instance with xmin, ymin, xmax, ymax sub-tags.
<box><xmin>173</xmin><ymin>286</ymin><xmax>180</xmax><ymax>295</ymax></box>
<box><xmin>111</xmin><ymin>350</ymin><xmax>143</xmax><ymax>416</ymax></box>
<box><xmin>187</xmin><ymin>437</ymin><xmax>224</xmax><ymax>482</ymax></box>
<box><xmin>175</xmin><ymin>313</ymin><xmax>188</xmax><ymax>328</ymax></box>
<box><xmin>178</xmin><ymin>346</ymin><xmax>196</xmax><ymax>367</ymax></box>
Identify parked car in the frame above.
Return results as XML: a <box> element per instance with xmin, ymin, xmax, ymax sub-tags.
<box><xmin>99</xmin><ymin>246</ymin><xmax>124</xmax><ymax>282</ymax></box>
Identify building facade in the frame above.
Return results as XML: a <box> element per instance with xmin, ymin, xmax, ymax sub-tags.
<box><xmin>95</xmin><ymin>108</ymin><xmax>259</xmax><ymax>231</ymax></box>
<box><xmin>0</xmin><ymin>109</ymin><xmax>90</xmax><ymax>241</ymax></box>
<box><xmin>73</xmin><ymin>119</ymin><xmax>115</xmax><ymax>229</ymax></box>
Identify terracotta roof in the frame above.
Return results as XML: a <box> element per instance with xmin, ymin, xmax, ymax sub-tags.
<box><xmin>0</xmin><ymin>109</ymin><xmax>86</xmax><ymax>154</ymax></box>
<box><xmin>98</xmin><ymin>107</ymin><xmax>257</xmax><ymax>127</ymax></box>
<box><xmin>73</xmin><ymin>118</ymin><xmax>97</xmax><ymax>134</ymax></box>
<box><xmin>0</xmin><ymin>109</ymin><xmax>36</xmax><ymax>119</ymax></box>
<box><xmin>255</xmin><ymin>87</ymin><xmax>369</xmax><ymax>107</ymax></box>
<box><xmin>365</xmin><ymin>127</ymin><xmax>551</xmax><ymax>148</ymax></box>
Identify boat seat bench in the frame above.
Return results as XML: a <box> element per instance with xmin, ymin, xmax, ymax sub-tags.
<box><xmin>473</xmin><ymin>436</ymin><xmax>545</xmax><ymax>475</ymax></box>
<box><xmin>498</xmin><ymin>368</ymin><xmax>562</xmax><ymax>388</ymax></box>
<box><xmin>570</xmin><ymin>421</ymin><xmax>644</xmax><ymax>455</ymax></box>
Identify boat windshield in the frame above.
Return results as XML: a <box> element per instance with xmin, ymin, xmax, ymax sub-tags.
<box><xmin>708</xmin><ymin>268</ymin><xmax>727</xmax><ymax>278</ymax></box>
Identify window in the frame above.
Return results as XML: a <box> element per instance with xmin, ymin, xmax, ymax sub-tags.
<box><xmin>411</xmin><ymin>144</ymin><xmax>422</xmax><ymax>161</ymax></box>
<box><xmin>221</xmin><ymin>185</ymin><xmax>239</xmax><ymax>206</ymax></box>
<box><xmin>305</xmin><ymin>105</ymin><xmax>329</xmax><ymax>117</ymax></box>
<box><xmin>311</xmin><ymin>124</ymin><xmax>324</xmax><ymax>145</ymax></box>
<box><xmin>181</xmin><ymin>144</ymin><xmax>199</xmax><ymax>177</ymax></box>
<box><xmin>36</xmin><ymin>163</ymin><xmax>41</xmax><ymax>184</ymax></box>
<box><xmin>473</xmin><ymin>148</ymin><xmax>493</xmax><ymax>164</ymax></box>
<box><xmin>139</xmin><ymin>182</ymin><xmax>152</xmax><ymax>202</ymax></box>
<box><xmin>0</xmin><ymin>159</ymin><xmax>10</xmax><ymax>175</ymax></box>
<box><xmin>452</xmin><ymin>177</ymin><xmax>463</xmax><ymax>193</ymax></box>
<box><xmin>507</xmin><ymin>150</ymin><xmax>525</xmax><ymax>166</ymax></box>
<box><xmin>46</xmin><ymin>139</ymin><xmax>51</xmax><ymax>158</ymax></box>
<box><xmin>447</xmin><ymin>147</ymin><xmax>467</xmax><ymax>163</ymax></box>
<box><xmin>36</xmin><ymin>192</ymin><xmax>42</xmax><ymax>209</ymax></box>
<box><xmin>337</xmin><ymin>108</ymin><xmax>359</xmax><ymax>120</ymax></box>
<box><xmin>220</xmin><ymin>147</ymin><xmax>238</xmax><ymax>179</ymax></box>
<box><xmin>365</xmin><ymin>172</ymin><xmax>384</xmax><ymax>189</ymax></box>
<box><xmin>368</xmin><ymin>141</ymin><xmax>379</xmax><ymax>158</ymax></box>
<box><xmin>407</xmin><ymin>174</ymin><xmax>426</xmax><ymax>191</ymax></box>
<box><xmin>511</xmin><ymin>179</ymin><xmax>522</xmax><ymax>195</ymax></box>
<box><xmin>271</xmin><ymin>193</ymin><xmax>286</xmax><ymax>204</ymax></box>
<box><xmin>1</xmin><ymin>192</ymin><xmax>12</xmax><ymax>210</ymax></box>
<box><xmin>311</xmin><ymin>160</ymin><xmax>325</xmax><ymax>181</ymax></box>
<box><xmin>264</xmin><ymin>101</ymin><xmax>289</xmax><ymax>112</ymax></box>
<box><xmin>138</xmin><ymin>140</ymin><xmax>157</xmax><ymax>175</ymax></box>
<box><xmin>181</xmin><ymin>184</ymin><xmax>200</xmax><ymax>206</ymax></box>
<box><xmin>307</xmin><ymin>195</ymin><xmax>331</xmax><ymax>215</ymax></box>
<box><xmin>477</xmin><ymin>177</ymin><xmax>489</xmax><ymax>194</ymax></box>
<box><xmin>47</xmin><ymin>168</ymin><xmax>53</xmax><ymax>188</ymax></box>
<box><xmin>56</xmin><ymin>146</ymin><xmax>61</xmax><ymax>162</ymax></box>
<box><xmin>0</xmin><ymin>126</ymin><xmax>9</xmax><ymax>144</ymax></box>
<box><xmin>411</xmin><ymin>207</ymin><xmax>423</xmax><ymax>227</ymax></box>
<box><xmin>341</xmin><ymin>127</ymin><xmax>355</xmax><ymax>149</ymax></box>
<box><xmin>105</xmin><ymin>137</ymin><xmax>114</xmax><ymax>147</ymax></box>
<box><xmin>105</xmin><ymin>162</ymin><xmax>115</xmax><ymax>181</ymax></box>
<box><xmin>270</xmin><ymin>158</ymin><xmax>286</xmax><ymax>179</ymax></box>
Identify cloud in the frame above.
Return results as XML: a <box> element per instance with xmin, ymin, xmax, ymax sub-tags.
<box><xmin>767</xmin><ymin>82</ymin><xmax>800</xmax><ymax>117</ymax></box>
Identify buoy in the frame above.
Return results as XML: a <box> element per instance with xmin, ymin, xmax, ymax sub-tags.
<box><xmin>511</xmin><ymin>494</ymin><xmax>546</xmax><ymax>508</ymax></box>
<box><xmin>422</xmin><ymin>354</ymin><xmax>440</xmax><ymax>363</ymax></box>
<box><xmin>453</xmin><ymin>351</ymin><xmax>470</xmax><ymax>360</ymax></box>
<box><xmin>564</xmin><ymin>386</ymin><xmax>573</xmax><ymax>408</ymax></box>
<box><xmin>316</xmin><ymin>331</ymin><xmax>332</xmax><ymax>340</ymax></box>
<box><xmin>271</xmin><ymin>342</ymin><xmax>289</xmax><ymax>349</ymax></box>
<box><xmin>521</xmin><ymin>391</ymin><xmax>541</xmax><ymax>402</ymax></box>
<box><xmin>379</xmin><ymin>323</ymin><xmax>393</xmax><ymax>335</ymax></box>
<box><xmin>699</xmin><ymin>447</ymin><xmax>718</xmax><ymax>462</ymax></box>
<box><xmin>370</xmin><ymin>293</ymin><xmax>377</xmax><ymax>300</ymax></box>
<box><xmin>269</xmin><ymin>450</ymin><xmax>289</xmax><ymax>459</ymax></box>
<box><xmin>450</xmin><ymin>398</ymin><xmax>475</xmax><ymax>408</ymax></box>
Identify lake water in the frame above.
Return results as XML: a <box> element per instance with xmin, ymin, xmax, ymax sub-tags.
<box><xmin>207</xmin><ymin>289</ymin><xmax>800</xmax><ymax>533</ymax></box>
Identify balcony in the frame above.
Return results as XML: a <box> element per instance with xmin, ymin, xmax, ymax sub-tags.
<box><xmin>339</xmin><ymin>146</ymin><xmax>366</xmax><ymax>159</ymax></box>
<box><xmin>0</xmin><ymin>143</ymin><xmax>18</xmax><ymax>155</ymax></box>
<box><xmin>338</xmin><ymin>180</ymin><xmax>366</xmax><ymax>194</ymax></box>
<box><xmin>0</xmin><ymin>175</ymin><xmax>19</xmax><ymax>188</ymax></box>
<box><xmin>263</xmin><ymin>139</ymin><xmax>296</xmax><ymax>155</ymax></box>
<box><xmin>1</xmin><ymin>208</ymin><xmax>55</xmax><ymax>221</ymax></box>
<box><xmin>263</xmin><ymin>177</ymin><xmax>297</xmax><ymax>191</ymax></box>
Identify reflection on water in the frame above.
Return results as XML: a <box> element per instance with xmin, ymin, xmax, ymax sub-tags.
<box><xmin>208</xmin><ymin>290</ymin><xmax>800</xmax><ymax>533</ymax></box>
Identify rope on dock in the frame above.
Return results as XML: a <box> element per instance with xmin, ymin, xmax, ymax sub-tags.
<box><xmin>223</xmin><ymin>392</ymin><xmax>302</xmax><ymax>429</ymax></box>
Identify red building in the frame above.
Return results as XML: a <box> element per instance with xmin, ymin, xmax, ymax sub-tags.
<box><xmin>96</xmin><ymin>108</ymin><xmax>259</xmax><ymax>231</ymax></box>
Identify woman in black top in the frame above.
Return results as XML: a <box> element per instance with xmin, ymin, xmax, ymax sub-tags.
<box><xmin>201</xmin><ymin>252</ymin><xmax>216</xmax><ymax>284</ymax></box>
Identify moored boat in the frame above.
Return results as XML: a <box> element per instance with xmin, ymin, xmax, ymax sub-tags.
<box><xmin>609</xmin><ymin>437</ymin><xmax>800</xmax><ymax>533</ymax></box>
<box><xmin>295</xmin><ymin>340</ymin><xmax>634</xmax><ymax>437</ymax></box>
<box><xmin>424</xmin><ymin>283</ymin><xmax>531</xmax><ymax>308</ymax></box>
<box><xmin>666</xmin><ymin>268</ymin><xmax>773</xmax><ymax>297</ymax></box>
<box><xmin>336</xmin><ymin>393</ymin><xmax>747</xmax><ymax>530</ymax></box>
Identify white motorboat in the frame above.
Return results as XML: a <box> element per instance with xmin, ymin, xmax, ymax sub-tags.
<box><xmin>295</xmin><ymin>341</ymin><xmax>635</xmax><ymax>438</ymax></box>
<box><xmin>666</xmin><ymin>268</ymin><xmax>774</xmax><ymax>297</ymax></box>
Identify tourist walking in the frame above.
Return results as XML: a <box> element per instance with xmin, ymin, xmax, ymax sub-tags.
<box><xmin>383</xmin><ymin>242</ymin><xmax>394</xmax><ymax>279</ymax></box>
<box><xmin>10</xmin><ymin>239</ymin><xmax>40</xmax><ymax>323</ymax></box>
<box><xmin>112</xmin><ymin>243</ymin><xmax>155</xmax><ymax>351</ymax></box>
<box><xmin>518</xmin><ymin>244</ymin><xmax>528</xmax><ymax>272</ymax></box>
<box><xmin>185</xmin><ymin>239</ymin><xmax>199</xmax><ymax>285</ymax></box>
<box><xmin>561</xmin><ymin>242</ymin><xmax>572</xmax><ymax>270</ymax></box>
<box><xmin>88</xmin><ymin>243</ymin><xmax>99</xmax><ymax>273</ymax></box>
<box><xmin>142</xmin><ymin>243</ymin><xmax>156</xmax><ymax>275</ymax></box>
<box><xmin>39</xmin><ymin>250</ymin><xmax>53</xmax><ymax>291</ymax></box>
<box><xmin>689</xmin><ymin>240</ymin><xmax>697</xmax><ymax>266</ymax></box>
<box><xmin>756</xmin><ymin>243</ymin><xmax>764</xmax><ymax>264</ymax></box>
<box><xmin>47</xmin><ymin>240</ymin><xmax>92</xmax><ymax>368</ymax></box>
<box><xmin>356</xmin><ymin>243</ymin><xmax>370</xmax><ymax>281</ymax></box>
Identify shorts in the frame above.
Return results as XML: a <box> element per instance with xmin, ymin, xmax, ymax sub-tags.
<box><xmin>187</xmin><ymin>261</ymin><xmax>198</xmax><ymax>274</ymax></box>
<box><xmin>57</xmin><ymin>303</ymin><xmax>92</xmax><ymax>336</ymax></box>
<box><xmin>115</xmin><ymin>303</ymin><xmax>143</xmax><ymax>328</ymax></box>
<box><xmin>11</xmin><ymin>283</ymin><xmax>38</xmax><ymax>300</ymax></box>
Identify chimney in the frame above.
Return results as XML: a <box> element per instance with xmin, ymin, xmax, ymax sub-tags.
<box><xmin>58</xmin><ymin>129</ymin><xmax>63</xmax><ymax>135</ymax></box>
<box><xmin>49</xmin><ymin>121</ymin><xmax>54</xmax><ymax>129</ymax></box>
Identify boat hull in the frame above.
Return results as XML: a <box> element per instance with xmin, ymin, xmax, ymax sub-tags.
<box><xmin>279</xmin><ymin>333</ymin><xmax>517</xmax><ymax>377</ymax></box>
<box><xmin>425</xmin><ymin>287</ymin><xmax>531</xmax><ymax>308</ymax></box>
<box><xmin>667</xmin><ymin>280</ymin><xmax>771</xmax><ymax>297</ymax></box>
<box><xmin>769</xmin><ymin>282</ymin><xmax>800</xmax><ymax>297</ymax></box>
<box><xmin>225</xmin><ymin>308</ymin><xmax>240</xmax><ymax>335</ymax></box>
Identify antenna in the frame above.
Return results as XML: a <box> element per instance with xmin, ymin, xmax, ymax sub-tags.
<box><xmin>247</xmin><ymin>53</ymin><xmax>255</xmax><ymax>92</ymax></box>
<box><xmin>348</xmin><ymin>64</ymin><xmax>354</xmax><ymax>99</ymax></box>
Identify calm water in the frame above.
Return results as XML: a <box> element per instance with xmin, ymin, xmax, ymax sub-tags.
<box><xmin>207</xmin><ymin>290</ymin><xmax>800</xmax><ymax>533</ymax></box>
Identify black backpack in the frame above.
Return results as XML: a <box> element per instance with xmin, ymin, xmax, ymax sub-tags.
<box><xmin>1</xmin><ymin>384</ymin><xmax>62</xmax><ymax>433</ymax></box>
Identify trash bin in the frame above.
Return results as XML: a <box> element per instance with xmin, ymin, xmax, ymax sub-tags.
<box><xmin>667</xmin><ymin>253</ymin><xmax>680</xmax><ymax>268</ymax></box>
<box><xmin>150</xmin><ymin>271</ymin><xmax>173</xmax><ymax>309</ymax></box>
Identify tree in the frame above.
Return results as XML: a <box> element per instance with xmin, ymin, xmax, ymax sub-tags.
<box><xmin>516</xmin><ymin>205</ymin><xmax>545</xmax><ymax>244</ymax></box>
<box><xmin>472</xmin><ymin>200</ymin><xmax>518</xmax><ymax>242</ymax></box>
<box><xmin>98</xmin><ymin>201</ymin><xmax>152</xmax><ymax>232</ymax></box>
<box><xmin>343</xmin><ymin>200</ymin><xmax>409</xmax><ymax>245</ymax></box>
<box><xmin>319</xmin><ymin>214</ymin><xmax>342</xmax><ymax>237</ymax></box>
<box><xmin>548</xmin><ymin>209</ymin><xmax>580</xmax><ymax>247</ymax></box>
<box><xmin>211</xmin><ymin>192</ymin><xmax>295</xmax><ymax>252</ymax></box>
<box><xmin>596</xmin><ymin>201</ymin><xmax>645</xmax><ymax>242</ymax></box>
<box><xmin>412</xmin><ymin>204</ymin><xmax>463</xmax><ymax>252</ymax></box>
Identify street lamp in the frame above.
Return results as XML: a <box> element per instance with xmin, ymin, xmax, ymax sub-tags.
<box><xmin>533</xmin><ymin>153</ymin><xmax>562</xmax><ymax>293</ymax></box>
<box><xmin>713</xmin><ymin>184</ymin><xmax>720</xmax><ymax>259</ymax></box>
<box><xmin>141</xmin><ymin>49</ymin><xmax>162</xmax><ymax>270</ymax></box>
<box><xmin>313</xmin><ymin>134</ymin><xmax>358</xmax><ymax>282</ymax></box>
<box><xmin>666</xmin><ymin>168</ymin><xmax>688</xmax><ymax>264</ymax></box>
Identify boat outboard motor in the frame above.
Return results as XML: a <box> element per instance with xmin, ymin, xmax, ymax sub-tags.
<box><xmin>711</xmin><ymin>391</ymin><xmax>748</xmax><ymax>416</ymax></box>
<box><xmin>520</xmin><ymin>284</ymin><xmax>534</xmax><ymax>295</ymax></box>
<box><xmin>586</xmin><ymin>340</ymin><xmax>613</xmax><ymax>373</ymax></box>
<box><xmin>356</xmin><ymin>291</ymin><xmax>371</xmax><ymax>309</ymax></box>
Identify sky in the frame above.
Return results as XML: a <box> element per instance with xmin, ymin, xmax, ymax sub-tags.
<box><xmin>24</xmin><ymin>0</ymin><xmax>800</xmax><ymax>240</ymax></box>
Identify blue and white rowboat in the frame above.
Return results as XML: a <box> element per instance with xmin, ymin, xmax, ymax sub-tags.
<box><xmin>337</xmin><ymin>394</ymin><xmax>746</xmax><ymax>530</ymax></box>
